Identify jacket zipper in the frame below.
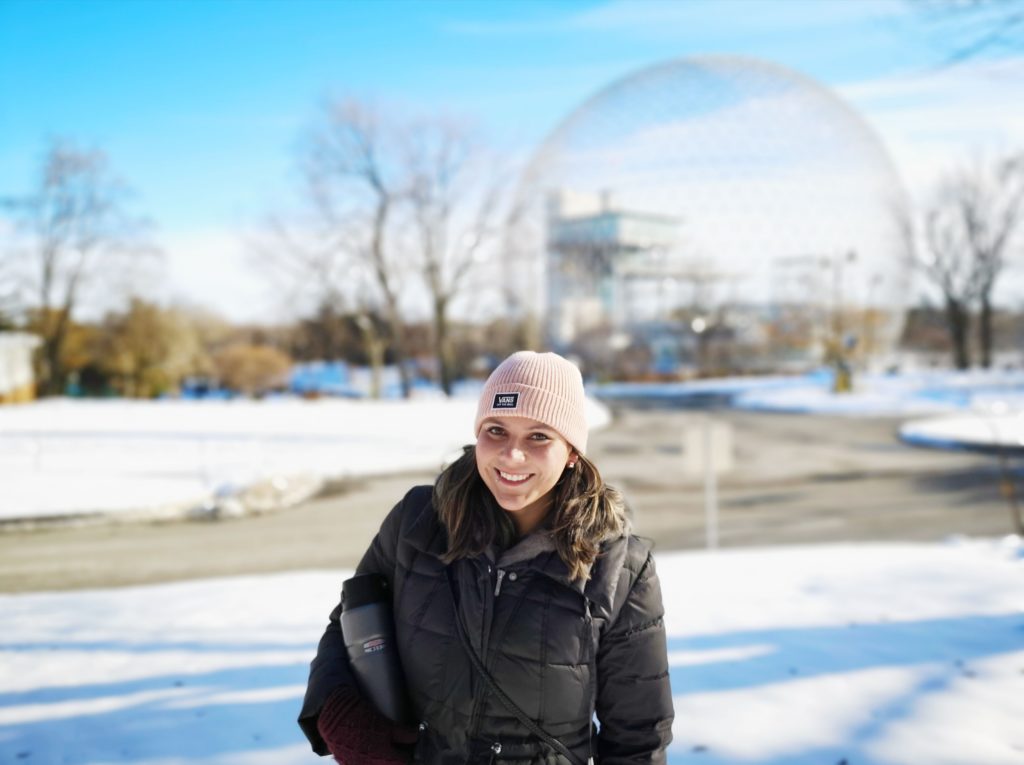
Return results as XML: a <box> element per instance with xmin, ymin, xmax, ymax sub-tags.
<box><xmin>486</xmin><ymin>568</ymin><xmax>508</xmax><ymax>761</ymax></box>
<box><xmin>469</xmin><ymin>564</ymin><xmax>521</xmax><ymax>759</ymax></box>
<box><xmin>468</xmin><ymin>562</ymin><xmax>497</xmax><ymax>740</ymax></box>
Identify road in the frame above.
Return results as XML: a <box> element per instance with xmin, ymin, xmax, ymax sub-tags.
<box><xmin>0</xmin><ymin>406</ymin><xmax>1016</xmax><ymax>593</ymax></box>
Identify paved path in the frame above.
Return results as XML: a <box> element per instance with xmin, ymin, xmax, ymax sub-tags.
<box><xmin>0</xmin><ymin>407</ymin><xmax>1016</xmax><ymax>593</ymax></box>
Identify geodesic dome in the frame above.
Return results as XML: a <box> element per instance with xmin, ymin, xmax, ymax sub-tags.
<box><xmin>511</xmin><ymin>55</ymin><xmax>911</xmax><ymax>369</ymax></box>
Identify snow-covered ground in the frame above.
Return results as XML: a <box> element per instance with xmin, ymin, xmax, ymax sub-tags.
<box><xmin>4</xmin><ymin>369</ymin><xmax>1024</xmax><ymax>522</ymax></box>
<box><xmin>599</xmin><ymin>369</ymin><xmax>1024</xmax><ymax>456</ymax></box>
<box><xmin>736</xmin><ymin>370</ymin><xmax>1024</xmax><ymax>419</ymax></box>
<box><xmin>0</xmin><ymin>397</ymin><xmax>610</xmax><ymax>521</ymax></box>
<box><xmin>1</xmin><ymin>538</ymin><xmax>1021</xmax><ymax>765</ymax></box>
<box><xmin>900</xmin><ymin>409</ymin><xmax>1024</xmax><ymax>454</ymax></box>
<box><xmin>3</xmin><ymin>372</ymin><xmax>1023</xmax><ymax>763</ymax></box>
<box><xmin>598</xmin><ymin>368</ymin><xmax>1024</xmax><ymax>418</ymax></box>
<box><xmin>747</xmin><ymin>375</ymin><xmax>1024</xmax><ymax>453</ymax></box>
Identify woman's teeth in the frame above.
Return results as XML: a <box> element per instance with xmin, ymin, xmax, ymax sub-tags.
<box><xmin>499</xmin><ymin>470</ymin><xmax>529</xmax><ymax>483</ymax></box>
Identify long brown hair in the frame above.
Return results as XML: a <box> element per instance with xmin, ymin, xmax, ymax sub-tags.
<box><xmin>433</xmin><ymin>446</ymin><xmax>626</xmax><ymax>581</ymax></box>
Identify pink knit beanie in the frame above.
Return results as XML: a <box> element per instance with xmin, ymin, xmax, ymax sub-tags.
<box><xmin>475</xmin><ymin>351</ymin><xmax>589</xmax><ymax>454</ymax></box>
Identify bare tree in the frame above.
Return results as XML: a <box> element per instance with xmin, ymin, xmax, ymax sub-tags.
<box><xmin>0</xmin><ymin>260</ymin><xmax>17</xmax><ymax>329</ymax></box>
<box><xmin>302</xmin><ymin>99</ymin><xmax>414</xmax><ymax>397</ymax></box>
<box><xmin>917</xmin><ymin>194</ymin><xmax>981</xmax><ymax>369</ymax></box>
<box><xmin>900</xmin><ymin>154</ymin><xmax>1024</xmax><ymax>370</ymax></box>
<box><xmin>957</xmin><ymin>153</ymin><xmax>1024</xmax><ymax>367</ymax></box>
<box><xmin>404</xmin><ymin>120</ymin><xmax>505</xmax><ymax>395</ymax></box>
<box><xmin>1</xmin><ymin>140</ymin><xmax>156</xmax><ymax>395</ymax></box>
<box><xmin>910</xmin><ymin>0</ymin><xmax>1024</xmax><ymax>63</ymax></box>
<box><xmin>262</xmin><ymin>99</ymin><xmax>509</xmax><ymax>396</ymax></box>
<box><xmin>897</xmin><ymin>199</ymin><xmax>963</xmax><ymax>368</ymax></box>
<box><xmin>0</xmin><ymin>217</ymin><xmax>19</xmax><ymax>326</ymax></box>
<box><xmin>251</xmin><ymin>207</ymin><xmax>392</xmax><ymax>397</ymax></box>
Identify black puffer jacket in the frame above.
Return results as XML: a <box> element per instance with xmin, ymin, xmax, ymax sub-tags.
<box><xmin>299</xmin><ymin>485</ymin><xmax>674</xmax><ymax>764</ymax></box>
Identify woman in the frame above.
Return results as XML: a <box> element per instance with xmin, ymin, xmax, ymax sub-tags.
<box><xmin>299</xmin><ymin>351</ymin><xmax>674</xmax><ymax>764</ymax></box>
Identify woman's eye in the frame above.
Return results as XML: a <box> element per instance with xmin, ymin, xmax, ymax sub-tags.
<box><xmin>530</xmin><ymin>433</ymin><xmax>550</xmax><ymax>441</ymax></box>
<box><xmin>487</xmin><ymin>427</ymin><xmax>505</xmax><ymax>436</ymax></box>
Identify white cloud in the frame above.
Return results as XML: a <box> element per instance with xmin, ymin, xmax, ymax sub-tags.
<box><xmin>838</xmin><ymin>55</ymin><xmax>1024</xmax><ymax>202</ymax></box>
<box><xmin>571</xmin><ymin>0</ymin><xmax>908</xmax><ymax>34</ymax></box>
<box><xmin>154</xmin><ymin>228</ymin><xmax>284</xmax><ymax>324</ymax></box>
<box><xmin>444</xmin><ymin>0</ymin><xmax>909</xmax><ymax>39</ymax></box>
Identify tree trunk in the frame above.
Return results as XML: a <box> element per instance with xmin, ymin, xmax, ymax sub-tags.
<box><xmin>368</xmin><ymin>338</ymin><xmax>386</xmax><ymax>399</ymax></box>
<box><xmin>433</xmin><ymin>296</ymin><xmax>453</xmax><ymax>396</ymax></box>
<box><xmin>998</xmin><ymin>455</ymin><xmax>1024</xmax><ymax>537</ymax></box>
<box><xmin>355</xmin><ymin>316</ymin><xmax>386</xmax><ymax>399</ymax></box>
<box><xmin>945</xmin><ymin>297</ymin><xmax>971</xmax><ymax>370</ymax></box>
<box><xmin>41</xmin><ymin>310</ymin><xmax>71</xmax><ymax>396</ymax></box>
<box><xmin>978</xmin><ymin>293</ymin><xmax>993</xmax><ymax>369</ymax></box>
<box><xmin>42</xmin><ymin>339</ymin><xmax>63</xmax><ymax>396</ymax></box>
<box><xmin>384</xmin><ymin>301</ymin><xmax>412</xmax><ymax>398</ymax></box>
<box><xmin>369</xmin><ymin>200</ymin><xmax>412</xmax><ymax>399</ymax></box>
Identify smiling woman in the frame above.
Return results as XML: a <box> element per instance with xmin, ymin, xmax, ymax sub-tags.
<box><xmin>299</xmin><ymin>350</ymin><xmax>674</xmax><ymax>765</ymax></box>
<box><xmin>474</xmin><ymin>416</ymin><xmax>575</xmax><ymax>534</ymax></box>
<box><xmin>470</xmin><ymin>353</ymin><xmax>589</xmax><ymax>535</ymax></box>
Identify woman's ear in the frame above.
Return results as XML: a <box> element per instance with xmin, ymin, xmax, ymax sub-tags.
<box><xmin>566</xmin><ymin>452</ymin><xmax>578</xmax><ymax>469</ymax></box>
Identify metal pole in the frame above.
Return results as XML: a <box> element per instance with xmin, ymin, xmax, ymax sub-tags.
<box><xmin>998</xmin><ymin>453</ymin><xmax>1024</xmax><ymax>537</ymax></box>
<box><xmin>704</xmin><ymin>417</ymin><xmax>719</xmax><ymax>550</ymax></box>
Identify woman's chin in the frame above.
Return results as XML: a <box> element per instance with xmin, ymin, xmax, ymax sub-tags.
<box><xmin>493</xmin><ymin>492</ymin><xmax>531</xmax><ymax>512</ymax></box>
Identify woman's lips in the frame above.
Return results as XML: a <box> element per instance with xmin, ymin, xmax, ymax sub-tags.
<box><xmin>495</xmin><ymin>468</ymin><xmax>532</xmax><ymax>485</ymax></box>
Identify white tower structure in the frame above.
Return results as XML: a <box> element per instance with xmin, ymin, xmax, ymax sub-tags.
<box><xmin>545</xmin><ymin>190</ymin><xmax>682</xmax><ymax>348</ymax></box>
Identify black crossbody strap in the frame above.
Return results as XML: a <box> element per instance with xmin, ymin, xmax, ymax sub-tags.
<box><xmin>447</xmin><ymin>568</ymin><xmax>587</xmax><ymax>765</ymax></box>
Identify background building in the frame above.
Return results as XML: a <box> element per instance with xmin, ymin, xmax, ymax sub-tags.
<box><xmin>0</xmin><ymin>332</ymin><xmax>41</xmax><ymax>404</ymax></box>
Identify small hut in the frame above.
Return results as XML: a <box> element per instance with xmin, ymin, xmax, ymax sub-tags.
<box><xmin>0</xmin><ymin>332</ymin><xmax>41</xmax><ymax>403</ymax></box>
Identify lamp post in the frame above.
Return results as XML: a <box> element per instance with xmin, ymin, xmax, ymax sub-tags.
<box><xmin>691</xmin><ymin>315</ymin><xmax>707</xmax><ymax>377</ymax></box>
<box><xmin>822</xmin><ymin>250</ymin><xmax>857</xmax><ymax>393</ymax></box>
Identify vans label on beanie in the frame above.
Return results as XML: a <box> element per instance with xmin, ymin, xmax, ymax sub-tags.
<box><xmin>493</xmin><ymin>392</ymin><xmax>520</xmax><ymax>409</ymax></box>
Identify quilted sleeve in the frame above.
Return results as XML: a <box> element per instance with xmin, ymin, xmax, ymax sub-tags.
<box><xmin>296</xmin><ymin>486</ymin><xmax>416</xmax><ymax>755</ymax></box>
<box><xmin>594</xmin><ymin>550</ymin><xmax>675</xmax><ymax>764</ymax></box>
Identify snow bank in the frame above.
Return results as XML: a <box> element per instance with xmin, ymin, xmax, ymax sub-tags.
<box><xmin>900</xmin><ymin>411</ymin><xmax>1024</xmax><ymax>454</ymax></box>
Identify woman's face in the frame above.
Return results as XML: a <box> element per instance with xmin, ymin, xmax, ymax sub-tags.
<box><xmin>475</xmin><ymin>416</ymin><xmax>577</xmax><ymax>535</ymax></box>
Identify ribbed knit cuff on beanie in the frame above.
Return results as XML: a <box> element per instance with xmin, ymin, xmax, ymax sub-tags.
<box><xmin>475</xmin><ymin>351</ymin><xmax>589</xmax><ymax>454</ymax></box>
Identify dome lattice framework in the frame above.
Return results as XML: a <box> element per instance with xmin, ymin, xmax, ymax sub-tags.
<box><xmin>512</xmin><ymin>55</ymin><xmax>911</xmax><ymax>371</ymax></box>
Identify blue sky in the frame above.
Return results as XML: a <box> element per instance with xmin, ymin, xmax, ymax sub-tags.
<box><xmin>2</xmin><ymin>0</ymin><xmax>1022</xmax><ymax>320</ymax></box>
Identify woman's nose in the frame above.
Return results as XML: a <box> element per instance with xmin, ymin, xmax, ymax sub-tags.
<box><xmin>505</xmin><ymin>445</ymin><xmax>526</xmax><ymax>462</ymax></box>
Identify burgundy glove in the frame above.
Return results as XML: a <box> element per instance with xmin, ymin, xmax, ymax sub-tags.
<box><xmin>317</xmin><ymin>685</ymin><xmax>418</xmax><ymax>765</ymax></box>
